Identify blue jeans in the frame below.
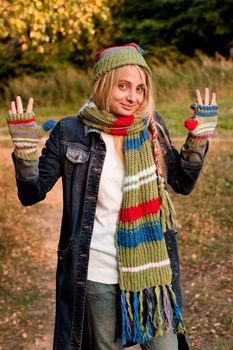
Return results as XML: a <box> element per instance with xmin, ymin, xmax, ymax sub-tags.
<box><xmin>82</xmin><ymin>281</ymin><xmax>178</xmax><ymax>350</ymax></box>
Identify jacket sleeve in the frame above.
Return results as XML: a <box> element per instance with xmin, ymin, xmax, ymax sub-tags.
<box><xmin>13</xmin><ymin>121</ymin><xmax>61</xmax><ymax>206</ymax></box>
<box><xmin>155</xmin><ymin>112</ymin><xmax>208</xmax><ymax>195</ymax></box>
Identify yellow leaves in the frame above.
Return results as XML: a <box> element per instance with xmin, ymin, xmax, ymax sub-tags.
<box><xmin>9</xmin><ymin>17</ymin><xmax>26</xmax><ymax>33</ymax></box>
<box><xmin>20</xmin><ymin>34</ymin><xmax>27</xmax><ymax>43</ymax></box>
<box><xmin>21</xmin><ymin>43</ymin><xmax>28</xmax><ymax>52</ymax></box>
<box><xmin>0</xmin><ymin>0</ymin><xmax>117</xmax><ymax>53</ymax></box>
<box><xmin>37</xmin><ymin>45</ymin><xmax>45</xmax><ymax>54</ymax></box>
<box><xmin>34</xmin><ymin>0</ymin><xmax>43</xmax><ymax>11</ymax></box>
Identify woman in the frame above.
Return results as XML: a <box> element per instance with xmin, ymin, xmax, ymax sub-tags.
<box><xmin>7</xmin><ymin>43</ymin><xmax>218</xmax><ymax>350</ymax></box>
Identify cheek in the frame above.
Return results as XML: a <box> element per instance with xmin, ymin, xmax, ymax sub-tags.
<box><xmin>138</xmin><ymin>94</ymin><xmax>145</xmax><ymax>105</ymax></box>
<box><xmin>109</xmin><ymin>91</ymin><xmax>124</xmax><ymax>113</ymax></box>
<box><xmin>110</xmin><ymin>95</ymin><xmax>127</xmax><ymax>113</ymax></box>
<box><xmin>113</xmin><ymin>91</ymin><xmax>126</xmax><ymax>102</ymax></box>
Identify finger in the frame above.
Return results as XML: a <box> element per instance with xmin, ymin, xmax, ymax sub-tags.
<box><xmin>11</xmin><ymin>101</ymin><xmax>17</xmax><ymax>114</ymax></box>
<box><xmin>210</xmin><ymin>92</ymin><xmax>217</xmax><ymax>105</ymax></box>
<box><xmin>195</xmin><ymin>89</ymin><xmax>203</xmax><ymax>105</ymax></box>
<box><xmin>16</xmin><ymin>96</ymin><xmax>24</xmax><ymax>113</ymax></box>
<box><xmin>8</xmin><ymin>102</ymin><xmax>12</xmax><ymax>114</ymax></box>
<box><xmin>26</xmin><ymin>97</ymin><xmax>34</xmax><ymax>113</ymax></box>
<box><xmin>204</xmin><ymin>87</ymin><xmax>209</xmax><ymax>105</ymax></box>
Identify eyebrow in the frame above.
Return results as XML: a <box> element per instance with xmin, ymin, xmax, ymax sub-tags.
<box><xmin>118</xmin><ymin>80</ymin><xmax>145</xmax><ymax>87</ymax></box>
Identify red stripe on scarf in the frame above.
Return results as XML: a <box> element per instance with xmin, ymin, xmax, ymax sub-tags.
<box><xmin>113</xmin><ymin>115</ymin><xmax>134</xmax><ymax>127</ymax></box>
<box><xmin>7</xmin><ymin>118</ymin><xmax>35</xmax><ymax>125</ymax></box>
<box><xmin>110</xmin><ymin>129</ymin><xmax>127</xmax><ymax>135</ymax></box>
<box><xmin>109</xmin><ymin>115</ymin><xmax>134</xmax><ymax>135</ymax></box>
<box><xmin>119</xmin><ymin>198</ymin><xmax>160</xmax><ymax>223</ymax></box>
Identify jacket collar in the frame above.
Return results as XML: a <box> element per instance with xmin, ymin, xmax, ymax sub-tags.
<box><xmin>84</xmin><ymin>124</ymin><xmax>100</xmax><ymax>137</ymax></box>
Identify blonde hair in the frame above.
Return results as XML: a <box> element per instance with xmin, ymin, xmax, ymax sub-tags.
<box><xmin>92</xmin><ymin>65</ymin><xmax>155</xmax><ymax>160</ymax></box>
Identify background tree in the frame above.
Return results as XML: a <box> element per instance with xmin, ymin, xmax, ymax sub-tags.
<box><xmin>0</xmin><ymin>0</ymin><xmax>233</xmax><ymax>84</ymax></box>
<box><xmin>0</xmin><ymin>0</ymin><xmax>118</xmax><ymax>81</ymax></box>
<box><xmin>113</xmin><ymin>0</ymin><xmax>233</xmax><ymax>62</ymax></box>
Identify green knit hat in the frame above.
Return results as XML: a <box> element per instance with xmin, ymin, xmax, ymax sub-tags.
<box><xmin>93</xmin><ymin>43</ymin><xmax>152</xmax><ymax>82</ymax></box>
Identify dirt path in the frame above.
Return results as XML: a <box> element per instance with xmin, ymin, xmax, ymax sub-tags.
<box><xmin>1</xmin><ymin>136</ymin><xmax>62</xmax><ymax>349</ymax></box>
<box><xmin>30</xmin><ymin>179</ymin><xmax>62</xmax><ymax>350</ymax></box>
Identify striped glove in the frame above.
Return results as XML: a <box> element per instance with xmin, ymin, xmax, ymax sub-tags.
<box><xmin>7</xmin><ymin>111</ymin><xmax>56</xmax><ymax>160</ymax></box>
<box><xmin>184</xmin><ymin>103</ymin><xmax>218</xmax><ymax>147</ymax></box>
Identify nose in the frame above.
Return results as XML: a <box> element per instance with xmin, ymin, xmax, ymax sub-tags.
<box><xmin>126</xmin><ymin>88</ymin><xmax>137</xmax><ymax>102</ymax></box>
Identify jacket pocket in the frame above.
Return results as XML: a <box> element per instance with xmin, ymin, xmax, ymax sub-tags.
<box><xmin>66</xmin><ymin>147</ymin><xmax>89</xmax><ymax>164</ymax></box>
<box><xmin>64</xmin><ymin>146</ymin><xmax>89</xmax><ymax>177</ymax></box>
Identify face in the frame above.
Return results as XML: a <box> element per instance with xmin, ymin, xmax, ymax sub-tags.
<box><xmin>109</xmin><ymin>65</ymin><xmax>146</xmax><ymax>116</ymax></box>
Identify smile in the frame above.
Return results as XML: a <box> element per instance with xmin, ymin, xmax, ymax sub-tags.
<box><xmin>121</xmin><ymin>104</ymin><xmax>135</xmax><ymax>109</ymax></box>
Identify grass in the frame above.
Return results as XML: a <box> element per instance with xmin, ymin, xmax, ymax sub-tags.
<box><xmin>0</xmin><ymin>55</ymin><xmax>233</xmax><ymax>349</ymax></box>
<box><xmin>172</xmin><ymin>138</ymin><xmax>233</xmax><ymax>350</ymax></box>
<box><xmin>1</xmin><ymin>52</ymin><xmax>233</xmax><ymax>133</ymax></box>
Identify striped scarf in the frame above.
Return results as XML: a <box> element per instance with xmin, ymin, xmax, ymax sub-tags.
<box><xmin>79</xmin><ymin>100</ymin><xmax>185</xmax><ymax>344</ymax></box>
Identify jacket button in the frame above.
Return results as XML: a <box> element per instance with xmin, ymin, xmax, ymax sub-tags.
<box><xmin>80</xmin><ymin>253</ymin><xmax>88</xmax><ymax>258</ymax></box>
<box><xmin>86</xmin><ymin>195</ymin><xmax>96</xmax><ymax>200</ymax></box>
<box><xmin>83</xmin><ymin>225</ymin><xmax>92</xmax><ymax>230</ymax></box>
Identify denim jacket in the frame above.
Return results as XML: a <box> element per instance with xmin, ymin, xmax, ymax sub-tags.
<box><xmin>13</xmin><ymin>113</ymin><xmax>208</xmax><ymax>350</ymax></box>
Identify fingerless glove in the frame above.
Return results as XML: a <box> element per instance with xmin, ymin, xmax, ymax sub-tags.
<box><xmin>7</xmin><ymin>112</ymin><xmax>56</xmax><ymax>160</ymax></box>
<box><xmin>184</xmin><ymin>104</ymin><xmax>218</xmax><ymax>148</ymax></box>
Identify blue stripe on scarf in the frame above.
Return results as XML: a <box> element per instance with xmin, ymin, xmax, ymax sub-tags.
<box><xmin>124</xmin><ymin>130</ymin><xmax>150</xmax><ymax>151</ymax></box>
<box><xmin>117</xmin><ymin>222</ymin><xmax>163</xmax><ymax>248</ymax></box>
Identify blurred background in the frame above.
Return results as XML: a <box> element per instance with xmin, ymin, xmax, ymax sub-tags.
<box><xmin>0</xmin><ymin>1</ymin><xmax>232</xmax><ymax>349</ymax></box>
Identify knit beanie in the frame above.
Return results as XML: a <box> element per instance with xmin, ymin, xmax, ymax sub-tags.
<box><xmin>93</xmin><ymin>43</ymin><xmax>152</xmax><ymax>82</ymax></box>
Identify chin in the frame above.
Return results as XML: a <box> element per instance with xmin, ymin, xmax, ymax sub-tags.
<box><xmin>121</xmin><ymin>112</ymin><xmax>132</xmax><ymax>116</ymax></box>
<box><xmin>111</xmin><ymin>108</ymin><xmax>135</xmax><ymax>116</ymax></box>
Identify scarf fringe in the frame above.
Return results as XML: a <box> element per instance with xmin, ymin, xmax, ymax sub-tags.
<box><xmin>158</xmin><ymin>177</ymin><xmax>177</xmax><ymax>232</ymax></box>
<box><xmin>121</xmin><ymin>285</ymin><xmax>185</xmax><ymax>345</ymax></box>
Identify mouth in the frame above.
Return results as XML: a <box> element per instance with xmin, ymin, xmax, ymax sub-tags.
<box><xmin>121</xmin><ymin>104</ymin><xmax>135</xmax><ymax>110</ymax></box>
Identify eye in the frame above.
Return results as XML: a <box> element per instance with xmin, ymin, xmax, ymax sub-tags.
<box><xmin>137</xmin><ymin>86</ymin><xmax>145</xmax><ymax>94</ymax></box>
<box><xmin>118</xmin><ymin>83</ymin><xmax>128</xmax><ymax>90</ymax></box>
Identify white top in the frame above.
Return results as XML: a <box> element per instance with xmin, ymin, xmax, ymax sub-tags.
<box><xmin>87</xmin><ymin>132</ymin><xmax>125</xmax><ymax>284</ymax></box>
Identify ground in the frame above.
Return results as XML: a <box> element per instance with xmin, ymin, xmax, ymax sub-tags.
<box><xmin>0</xmin><ymin>130</ymin><xmax>232</xmax><ymax>350</ymax></box>
<box><xmin>0</xmin><ymin>136</ymin><xmax>61</xmax><ymax>350</ymax></box>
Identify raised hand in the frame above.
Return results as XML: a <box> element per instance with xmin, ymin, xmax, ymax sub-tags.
<box><xmin>184</xmin><ymin>88</ymin><xmax>218</xmax><ymax>147</ymax></box>
<box><xmin>7</xmin><ymin>96</ymin><xmax>56</xmax><ymax>160</ymax></box>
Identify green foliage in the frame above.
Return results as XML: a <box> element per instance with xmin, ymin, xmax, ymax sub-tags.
<box><xmin>114</xmin><ymin>0</ymin><xmax>233</xmax><ymax>62</ymax></box>
<box><xmin>0</xmin><ymin>40</ymin><xmax>54</xmax><ymax>91</ymax></box>
<box><xmin>0</xmin><ymin>0</ymin><xmax>233</xmax><ymax>81</ymax></box>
